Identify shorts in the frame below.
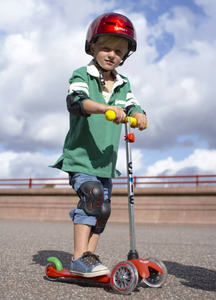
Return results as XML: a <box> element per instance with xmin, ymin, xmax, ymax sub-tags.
<box><xmin>69</xmin><ymin>172</ymin><xmax>113</xmax><ymax>226</ymax></box>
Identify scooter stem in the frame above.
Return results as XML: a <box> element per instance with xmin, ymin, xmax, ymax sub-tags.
<box><xmin>125</xmin><ymin>121</ymin><xmax>139</xmax><ymax>260</ymax></box>
<box><xmin>105</xmin><ymin>110</ymin><xmax>139</xmax><ymax>259</ymax></box>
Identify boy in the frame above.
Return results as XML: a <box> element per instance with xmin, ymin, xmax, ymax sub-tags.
<box><xmin>52</xmin><ymin>13</ymin><xmax>148</xmax><ymax>277</ymax></box>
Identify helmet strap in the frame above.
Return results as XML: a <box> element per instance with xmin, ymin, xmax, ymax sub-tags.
<box><xmin>94</xmin><ymin>59</ymin><xmax>108</xmax><ymax>86</ymax></box>
<box><xmin>99</xmin><ymin>70</ymin><xmax>106</xmax><ymax>86</ymax></box>
<box><xmin>119</xmin><ymin>51</ymin><xmax>133</xmax><ymax>66</ymax></box>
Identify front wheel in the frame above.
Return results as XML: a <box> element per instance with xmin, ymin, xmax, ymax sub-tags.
<box><xmin>142</xmin><ymin>258</ymin><xmax>168</xmax><ymax>288</ymax></box>
<box><xmin>110</xmin><ymin>261</ymin><xmax>139</xmax><ymax>295</ymax></box>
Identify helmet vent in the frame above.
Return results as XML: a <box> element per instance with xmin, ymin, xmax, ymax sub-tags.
<box><xmin>105</xmin><ymin>22</ymin><xmax>134</xmax><ymax>32</ymax></box>
<box><xmin>126</xmin><ymin>25</ymin><xmax>134</xmax><ymax>31</ymax></box>
<box><xmin>105</xmin><ymin>22</ymin><xmax>116</xmax><ymax>25</ymax></box>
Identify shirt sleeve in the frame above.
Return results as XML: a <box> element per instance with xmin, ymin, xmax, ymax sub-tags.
<box><xmin>124</xmin><ymin>80</ymin><xmax>144</xmax><ymax>116</ymax></box>
<box><xmin>68</xmin><ymin>67</ymin><xmax>91</xmax><ymax>100</ymax></box>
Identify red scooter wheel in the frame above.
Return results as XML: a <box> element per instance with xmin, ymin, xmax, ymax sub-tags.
<box><xmin>45</xmin><ymin>264</ymin><xmax>59</xmax><ymax>281</ymax></box>
<box><xmin>45</xmin><ymin>257</ymin><xmax>63</xmax><ymax>281</ymax></box>
<box><xmin>110</xmin><ymin>261</ymin><xmax>139</xmax><ymax>295</ymax></box>
<box><xmin>142</xmin><ymin>258</ymin><xmax>168</xmax><ymax>288</ymax></box>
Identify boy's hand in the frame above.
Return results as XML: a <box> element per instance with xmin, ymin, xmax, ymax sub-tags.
<box><xmin>106</xmin><ymin>106</ymin><xmax>126</xmax><ymax>124</ymax></box>
<box><xmin>132</xmin><ymin>112</ymin><xmax>148</xmax><ymax>131</ymax></box>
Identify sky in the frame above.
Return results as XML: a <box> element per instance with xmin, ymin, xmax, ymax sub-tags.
<box><xmin>0</xmin><ymin>0</ymin><xmax>216</xmax><ymax>182</ymax></box>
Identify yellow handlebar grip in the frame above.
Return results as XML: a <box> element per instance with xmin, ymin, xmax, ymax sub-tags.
<box><xmin>105</xmin><ymin>110</ymin><xmax>146</xmax><ymax>129</ymax></box>
<box><xmin>105</xmin><ymin>110</ymin><xmax>116</xmax><ymax>121</ymax></box>
<box><xmin>126</xmin><ymin>116</ymin><xmax>137</xmax><ymax>127</ymax></box>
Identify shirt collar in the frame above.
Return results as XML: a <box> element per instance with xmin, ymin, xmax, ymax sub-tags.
<box><xmin>87</xmin><ymin>60</ymin><xmax>128</xmax><ymax>85</ymax></box>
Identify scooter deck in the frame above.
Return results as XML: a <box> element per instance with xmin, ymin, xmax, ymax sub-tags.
<box><xmin>45</xmin><ymin>265</ymin><xmax>111</xmax><ymax>283</ymax></box>
<box><xmin>45</xmin><ymin>258</ymin><xmax>164</xmax><ymax>282</ymax></box>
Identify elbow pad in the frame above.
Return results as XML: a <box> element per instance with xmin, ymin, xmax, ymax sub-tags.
<box><xmin>66</xmin><ymin>91</ymin><xmax>91</xmax><ymax>117</ymax></box>
<box><xmin>125</xmin><ymin>104</ymin><xmax>147</xmax><ymax>116</ymax></box>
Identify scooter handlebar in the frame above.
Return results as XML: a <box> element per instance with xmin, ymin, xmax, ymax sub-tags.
<box><xmin>105</xmin><ymin>110</ymin><xmax>138</xmax><ymax>127</ymax></box>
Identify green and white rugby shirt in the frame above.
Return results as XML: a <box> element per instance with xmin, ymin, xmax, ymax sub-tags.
<box><xmin>52</xmin><ymin>61</ymin><xmax>143</xmax><ymax>178</ymax></box>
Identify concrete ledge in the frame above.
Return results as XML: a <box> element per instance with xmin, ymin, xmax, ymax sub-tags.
<box><xmin>0</xmin><ymin>187</ymin><xmax>216</xmax><ymax>225</ymax></box>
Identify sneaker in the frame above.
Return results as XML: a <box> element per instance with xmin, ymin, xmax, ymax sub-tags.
<box><xmin>70</xmin><ymin>251</ymin><xmax>110</xmax><ymax>278</ymax></box>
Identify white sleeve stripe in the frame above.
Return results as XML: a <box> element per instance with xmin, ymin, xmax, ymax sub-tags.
<box><xmin>126</xmin><ymin>92</ymin><xmax>135</xmax><ymax>99</ymax></box>
<box><xmin>126</xmin><ymin>92</ymin><xmax>139</xmax><ymax>106</ymax></box>
<box><xmin>125</xmin><ymin>99</ymin><xmax>140</xmax><ymax>107</ymax></box>
<box><xmin>68</xmin><ymin>82</ymin><xmax>89</xmax><ymax>96</ymax></box>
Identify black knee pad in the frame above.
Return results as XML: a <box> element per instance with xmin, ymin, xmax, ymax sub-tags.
<box><xmin>91</xmin><ymin>199</ymin><xmax>111</xmax><ymax>234</ymax></box>
<box><xmin>77</xmin><ymin>181</ymin><xmax>104</xmax><ymax>217</ymax></box>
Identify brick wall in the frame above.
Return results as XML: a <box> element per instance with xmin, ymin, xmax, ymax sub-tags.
<box><xmin>0</xmin><ymin>187</ymin><xmax>216</xmax><ymax>225</ymax></box>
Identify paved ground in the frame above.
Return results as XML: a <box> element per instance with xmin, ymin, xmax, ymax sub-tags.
<box><xmin>0</xmin><ymin>220</ymin><xmax>216</xmax><ymax>300</ymax></box>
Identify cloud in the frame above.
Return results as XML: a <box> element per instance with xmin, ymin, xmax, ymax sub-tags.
<box><xmin>146</xmin><ymin>149</ymin><xmax>216</xmax><ymax>176</ymax></box>
<box><xmin>121</xmin><ymin>2</ymin><xmax>216</xmax><ymax>150</ymax></box>
<box><xmin>1</xmin><ymin>148</ymin><xmax>215</xmax><ymax>185</ymax></box>
<box><xmin>0</xmin><ymin>151</ymin><xmax>62</xmax><ymax>179</ymax></box>
<box><xmin>116</xmin><ymin>148</ymin><xmax>145</xmax><ymax>176</ymax></box>
<box><xmin>0</xmin><ymin>0</ymin><xmax>215</xmax><ymax>180</ymax></box>
<box><xmin>0</xmin><ymin>0</ymin><xmax>48</xmax><ymax>32</ymax></box>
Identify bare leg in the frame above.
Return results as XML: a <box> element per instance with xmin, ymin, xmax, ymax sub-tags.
<box><xmin>88</xmin><ymin>232</ymin><xmax>100</xmax><ymax>254</ymax></box>
<box><xmin>73</xmin><ymin>224</ymin><xmax>101</xmax><ymax>260</ymax></box>
<box><xmin>73</xmin><ymin>224</ymin><xmax>91</xmax><ymax>260</ymax></box>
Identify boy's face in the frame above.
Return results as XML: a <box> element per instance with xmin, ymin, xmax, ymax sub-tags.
<box><xmin>92</xmin><ymin>37</ymin><xmax>128</xmax><ymax>71</ymax></box>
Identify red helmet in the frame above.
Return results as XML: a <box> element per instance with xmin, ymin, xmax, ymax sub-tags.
<box><xmin>85</xmin><ymin>13</ymin><xmax>137</xmax><ymax>56</ymax></box>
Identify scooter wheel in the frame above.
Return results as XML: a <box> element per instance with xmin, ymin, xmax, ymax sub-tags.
<box><xmin>45</xmin><ymin>257</ymin><xmax>63</xmax><ymax>281</ymax></box>
<box><xmin>47</xmin><ymin>257</ymin><xmax>63</xmax><ymax>271</ymax></box>
<box><xmin>45</xmin><ymin>264</ymin><xmax>58</xmax><ymax>281</ymax></box>
<box><xmin>110</xmin><ymin>261</ymin><xmax>139</xmax><ymax>295</ymax></box>
<box><xmin>142</xmin><ymin>258</ymin><xmax>168</xmax><ymax>288</ymax></box>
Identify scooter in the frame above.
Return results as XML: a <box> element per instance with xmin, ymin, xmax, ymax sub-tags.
<box><xmin>45</xmin><ymin>111</ymin><xmax>168</xmax><ymax>295</ymax></box>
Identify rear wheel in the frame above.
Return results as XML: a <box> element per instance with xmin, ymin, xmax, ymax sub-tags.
<box><xmin>45</xmin><ymin>257</ymin><xmax>63</xmax><ymax>281</ymax></box>
<box><xmin>45</xmin><ymin>264</ymin><xmax>58</xmax><ymax>281</ymax></box>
